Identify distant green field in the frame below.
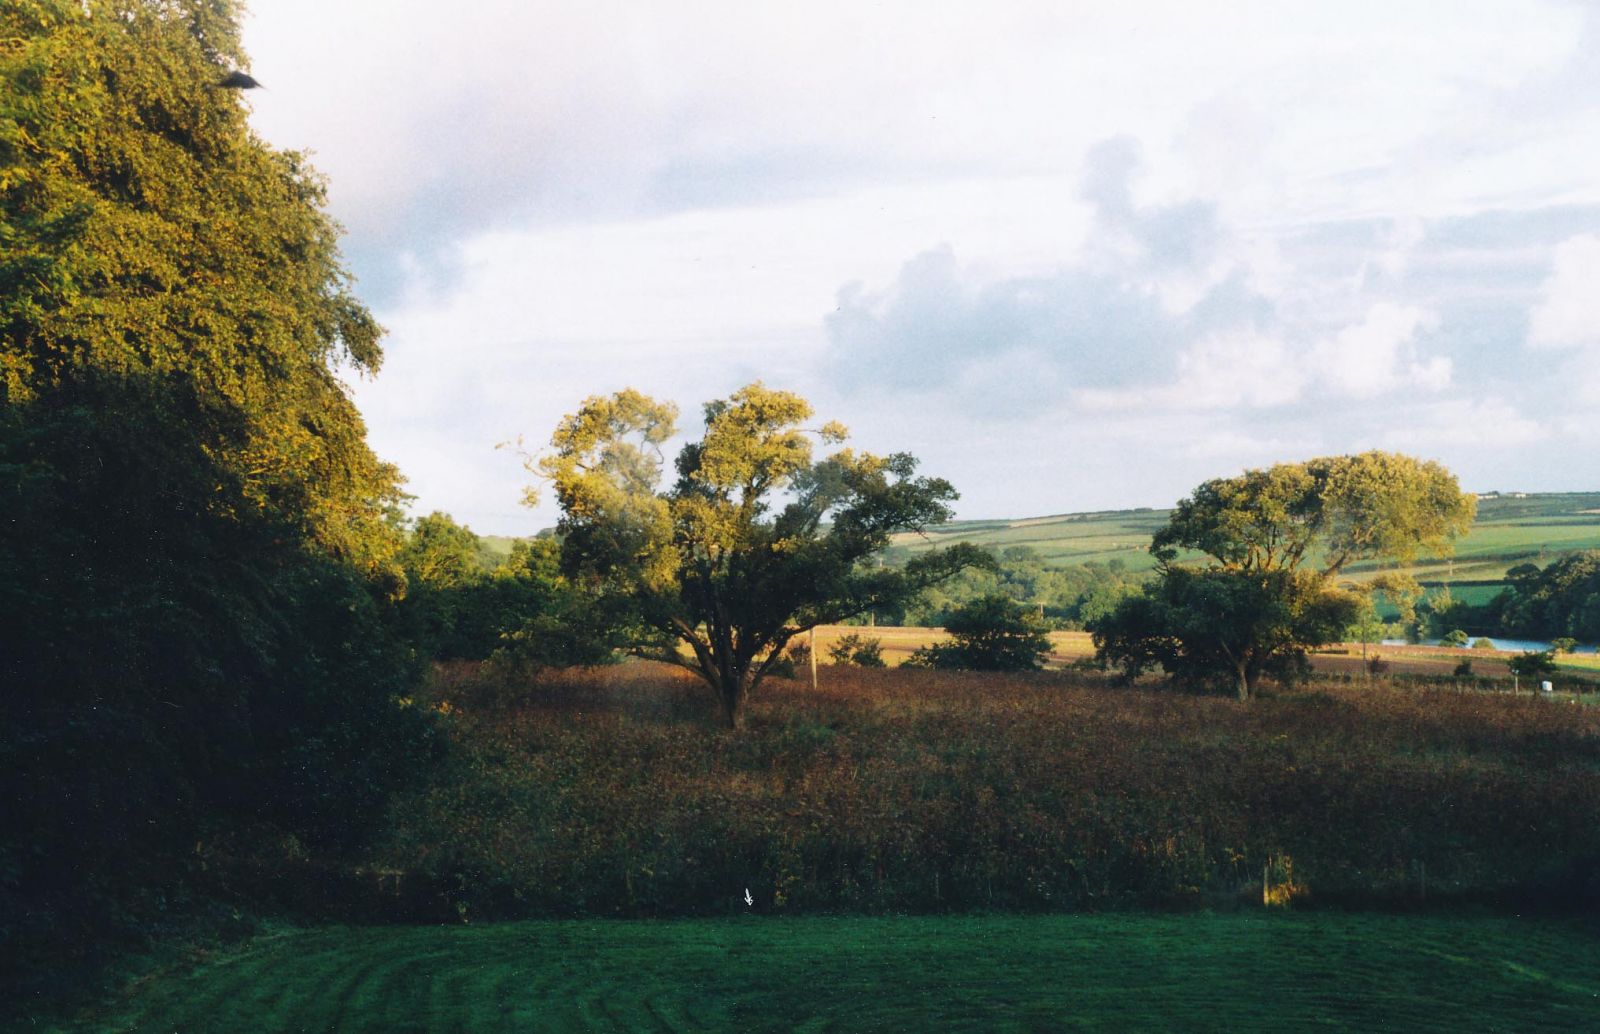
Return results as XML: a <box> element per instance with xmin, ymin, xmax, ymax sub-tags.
<box><xmin>891</xmin><ymin>507</ymin><xmax>1173</xmax><ymax>569</ymax></box>
<box><xmin>484</xmin><ymin>493</ymin><xmax>1600</xmax><ymax>597</ymax></box>
<box><xmin>62</xmin><ymin>914</ymin><xmax>1600</xmax><ymax>1032</ymax></box>
<box><xmin>891</xmin><ymin>492</ymin><xmax>1600</xmax><ymax>590</ymax></box>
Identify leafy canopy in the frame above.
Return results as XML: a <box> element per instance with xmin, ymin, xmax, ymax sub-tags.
<box><xmin>1</xmin><ymin>0</ymin><xmax>428</xmax><ymax>966</ymax></box>
<box><xmin>535</xmin><ymin>382</ymin><xmax>986</xmax><ymax>727</ymax></box>
<box><xmin>1094</xmin><ymin>452</ymin><xmax>1474</xmax><ymax>699</ymax></box>
<box><xmin>1153</xmin><ymin>452</ymin><xmax>1475</xmax><ymax>577</ymax></box>
<box><xmin>907</xmin><ymin>594</ymin><xmax>1053</xmax><ymax>672</ymax></box>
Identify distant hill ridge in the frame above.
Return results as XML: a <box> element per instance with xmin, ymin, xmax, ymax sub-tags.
<box><xmin>884</xmin><ymin>492</ymin><xmax>1600</xmax><ymax>605</ymax></box>
<box><xmin>484</xmin><ymin>493</ymin><xmax>1600</xmax><ymax>597</ymax></box>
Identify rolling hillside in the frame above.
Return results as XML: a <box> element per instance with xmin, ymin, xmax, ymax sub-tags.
<box><xmin>889</xmin><ymin>492</ymin><xmax>1600</xmax><ymax>599</ymax></box>
<box><xmin>486</xmin><ymin>493</ymin><xmax>1600</xmax><ymax>601</ymax></box>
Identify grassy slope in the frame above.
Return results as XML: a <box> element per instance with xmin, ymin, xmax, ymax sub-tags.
<box><xmin>64</xmin><ymin>913</ymin><xmax>1600</xmax><ymax>1032</ymax></box>
<box><xmin>889</xmin><ymin>492</ymin><xmax>1600</xmax><ymax>585</ymax></box>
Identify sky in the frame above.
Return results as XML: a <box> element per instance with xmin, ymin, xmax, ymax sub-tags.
<box><xmin>241</xmin><ymin>0</ymin><xmax>1600</xmax><ymax>536</ymax></box>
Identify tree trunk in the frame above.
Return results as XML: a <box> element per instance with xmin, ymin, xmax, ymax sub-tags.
<box><xmin>1236</xmin><ymin>660</ymin><xmax>1252</xmax><ymax>702</ymax></box>
<box><xmin>718</xmin><ymin>669</ymin><xmax>748</xmax><ymax>730</ymax></box>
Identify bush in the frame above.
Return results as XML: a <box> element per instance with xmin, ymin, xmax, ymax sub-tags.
<box><xmin>907</xmin><ymin>595</ymin><xmax>1052</xmax><ymax>672</ymax></box>
<box><xmin>827</xmin><ymin>633</ymin><xmax>886</xmax><ymax>668</ymax></box>
<box><xmin>1507</xmin><ymin>651</ymin><xmax>1558</xmax><ymax>678</ymax></box>
<box><xmin>1366</xmin><ymin>655</ymin><xmax>1390</xmax><ymax>676</ymax></box>
<box><xmin>1471</xmin><ymin>638</ymin><xmax>1496</xmax><ymax>650</ymax></box>
<box><xmin>1552</xmin><ymin>637</ymin><xmax>1578</xmax><ymax>655</ymax></box>
<box><xmin>1453</xmin><ymin>659</ymin><xmax>1474</xmax><ymax>678</ymax></box>
<box><xmin>1441</xmin><ymin>629</ymin><xmax>1469</xmax><ymax>647</ymax></box>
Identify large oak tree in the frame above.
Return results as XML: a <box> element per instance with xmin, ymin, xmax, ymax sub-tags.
<box><xmin>534</xmin><ymin>383</ymin><xmax>986</xmax><ymax>728</ymax></box>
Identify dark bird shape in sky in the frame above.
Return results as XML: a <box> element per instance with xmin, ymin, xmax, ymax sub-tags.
<box><xmin>216</xmin><ymin>70</ymin><xmax>263</xmax><ymax>89</ymax></box>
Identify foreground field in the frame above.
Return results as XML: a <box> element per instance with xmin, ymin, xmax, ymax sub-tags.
<box><xmin>380</xmin><ymin>663</ymin><xmax>1600</xmax><ymax>918</ymax></box>
<box><xmin>64</xmin><ymin>913</ymin><xmax>1600</xmax><ymax>1032</ymax></box>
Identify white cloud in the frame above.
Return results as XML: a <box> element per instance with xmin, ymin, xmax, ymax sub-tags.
<box><xmin>1528</xmin><ymin>234</ymin><xmax>1600</xmax><ymax>350</ymax></box>
<box><xmin>230</xmin><ymin>1</ymin><xmax>1600</xmax><ymax>531</ymax></box>
<box><xmin>1373</xmin><ymin>398</ymin><xmax>1547</xmax><ymax>451</ymax></box>
<box><xmin>1313</xmin><ymin>303</ymin><xmax>1449</xmax><ymax>398</ymax></box>
<box><xmin>1077</xmin><ymin>329</ymin><xmax>1306</xmax><ymax>411</ymax></box>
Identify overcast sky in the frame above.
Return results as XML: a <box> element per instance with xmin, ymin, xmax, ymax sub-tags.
<box><xmin>242</xmin><ymin>1</ymin><xmax>1600</xmax><ymax>535</ymax></box>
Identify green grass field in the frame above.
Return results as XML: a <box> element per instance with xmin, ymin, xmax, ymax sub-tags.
<box><xmin>62</xmin><ymin>913</ymin><xmax>1600</xmax><ymax>1032</ymax></box>
<box><xmin>889</xmin><ymin>492</ymin><xmax>1600</xmax><ymax>578</ymax></box>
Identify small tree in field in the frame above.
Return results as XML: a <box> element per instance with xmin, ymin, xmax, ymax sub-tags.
<box><xmin>532</xmin><ymin>383</ymin><xmax>986</xmax><ymax>729</ymax></box>
<box><xmin>908</xmin><ymin>594</ymin><xmax>1053</xmax><ymax>672</ymax></box>
<box><xmin>1507</xmin><ymin>650</ymin><xmax>1557</xmax><ymax>678</ymax></box>
<box><xmin>828</xmin><ymin>633</ymin><xmax>886</xmax><ymax>668</ymax></box>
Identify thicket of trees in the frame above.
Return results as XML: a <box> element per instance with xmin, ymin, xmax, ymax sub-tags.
<box><xmin>884</xmin><ymin>546</ymin><xmax>1141</xmax><ymax>628</ymax></box>
<box><xmin>2</xmin><ymin>0</ymin><xmax>432</xmax><ymax>982</ymax></box>
<box><xmin>394</xmin><ymin>514</ymin><xmax>611</xmax><ymax>669</ymax></box>
<box><xmin>1479</xmin><ymin>551</ymin><xmax>1600</xmax><ymax>643</ymax></box>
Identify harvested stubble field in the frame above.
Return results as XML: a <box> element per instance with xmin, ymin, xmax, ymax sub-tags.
<box><xmin>813</xmin><ymin>626</ymin><xmax>1597</xmax><ymax>685</ymax></box>
<box><xmin>389</xmin><ymin>661</ymin><xmax>1600</xmax><ymax>918</ymax></box>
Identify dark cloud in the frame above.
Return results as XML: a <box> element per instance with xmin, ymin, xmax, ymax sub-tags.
<box><xmin>823</xmin><ymin>138</ymin><xmax>1258</xmax><ymax>409</ymax></box>
<box><xmin>825</xmin><ymin>247</ymin><xmax>1191</xmax><ymax>398</ymax></box>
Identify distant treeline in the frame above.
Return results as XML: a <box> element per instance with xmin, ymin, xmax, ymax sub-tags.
<box><xmin>1433</xmin><ymin>551</ymin><xmax>1600</xmax><ymax>643</ymax></box>
<box><xmin>876</xmin><ymin>545</ymin><xmax>1143</xmax><ymax>629</ymax></box>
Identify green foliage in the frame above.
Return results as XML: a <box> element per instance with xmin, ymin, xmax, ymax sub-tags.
<box><xmin>1483</xmin><ymin>551</ymin><xmax>1600</xmax><ymax>643</ymax></box>
<box><xmin>907</xmin><ymin>594</ymin><xmax>1053</xmax><ymax>672</ymax></box>
<box><xmin>894</xmin><ymin>546</ymin><xmax>1141</xmax><ymax>628</ymax></box>
<box><xmin>1507</xmin><ymin>651</ymin><xmax>1558</xmax><ymax>678</ymax></box>
<box><xmin>1471</xmin><ymin>638</ymin><xmax>1495</xmax><ymax>650</ymax></box>
<box><xmin>1552</xmin><ymin>637</ymin><xmax>1579</xmax><ymax>654</ymax></box>
<box><xmin>395</xmin><ymin>516</ymin><xmax>614</xmax><ymax>668</ymax></box>
<box><xmin>1441</xmin><ymin>629</ymin><xmax>1470</xmax><ymax>647</ymax></box>
<box><xmin>827</xmin><ymin>632</ymin><xmax>886</xmax><ymax>668</ymax></box>
<box><xmin>1453</xmin><ymin>659</ymin><xmax>1474</xmax><ymax>677</ymax></box>
<box><xmin>1092</xmin><ymin>453</ymin><xmax>1471</xmax><ymax>700</ymax></box>
<box><xmin>0</xmin><ymin>0</ymin><xmax>430</xmax><ymax>986</ymax></box>
<box><xmin>1094</xmin><ymin>567</ymin><xmax>1360</xmax><ymax>696</ymax></box>
<box><xmin>534</xmin><ymin>382</ymin><xmax>986</xmax><ymax>728</ymax></box>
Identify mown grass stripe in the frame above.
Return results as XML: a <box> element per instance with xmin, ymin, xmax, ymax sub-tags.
<box><xmin>69</xmin><ymin>913</ymin><xmax>1600</xmax><ymax>1033</ymax></box>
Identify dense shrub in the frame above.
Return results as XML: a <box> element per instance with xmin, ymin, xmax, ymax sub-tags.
<box><xmin>907</xmin><ymin>595</ymin><xmax>1052</xmax><ymax>672</ymax></box>
<box><xmin>1507</xmin><ymin>651</ymin><xmax>1558</xmax><ymax>678</ymax></box>
<box><xmin>828</xmin><ymin>633</ymin><xmax>886</xmax><ymax>668</ymax></box>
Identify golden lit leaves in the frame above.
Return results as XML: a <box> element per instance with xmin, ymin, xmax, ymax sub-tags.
<box><xmin>1155</xmin><ymin>451</ymin><xmax>1475</xmax><ymax>580</ymax></box>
